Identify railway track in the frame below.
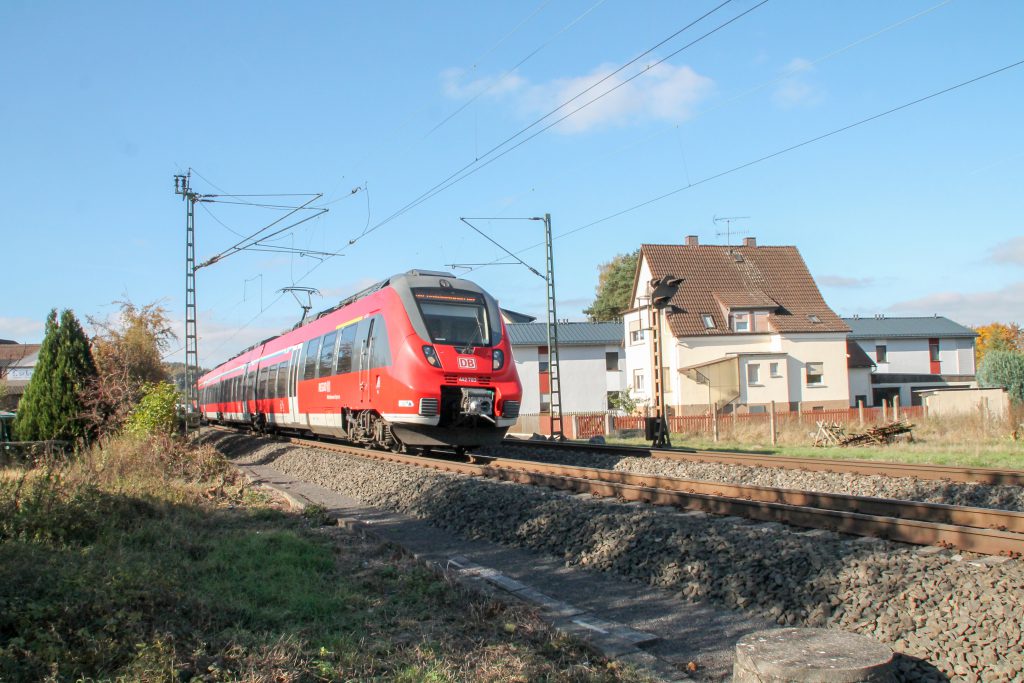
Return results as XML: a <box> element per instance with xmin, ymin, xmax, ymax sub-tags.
<box><xmin>219</xmin><ymin>427</ymin><xmax>1024</xmax><ymax>557</ymax></box>
<box><xmin>505</xmin><ymin>438</ymin><xmax>1024</xmax><ymax>486</ymax></box>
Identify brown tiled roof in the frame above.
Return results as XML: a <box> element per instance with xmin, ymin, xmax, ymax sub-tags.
<box><xmin>637</xmin><ymin>243</ymin><xmax>849</xmax><ymax>337</ymax></box>
<box><xmin>0</xmin><ymin>344</ymin><xmax>40</xmax><ymax>365</ymax></box>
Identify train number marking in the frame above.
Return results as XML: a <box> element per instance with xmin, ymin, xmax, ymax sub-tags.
<box><xmin>318</xmin><ymin>381</ymin><xmax>331</xmax><ymax>393</ymax></box>
<box><xmin>457</xmin><ymin>357</ymin><xmax>477</xmax><ymax>369</ymax></box>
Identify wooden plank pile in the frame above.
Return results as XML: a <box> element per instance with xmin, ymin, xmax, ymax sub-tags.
<box><xmin>813</xmin><ymin>419</ymin><xmax>914</xmax><ymax>447</ymax></box>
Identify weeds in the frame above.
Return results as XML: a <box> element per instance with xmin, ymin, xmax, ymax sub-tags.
<box><xmin>0</xmin><ymin>434</ymin><xmax>646</xmax><ymax>682</ymax></box>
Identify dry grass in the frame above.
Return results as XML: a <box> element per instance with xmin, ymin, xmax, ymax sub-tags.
<box><xmin>0</xmin><ymin>435</ymin><xmax>649</xmax><ymax>682</ymax></box>
<box><xmin>613</xmin><ymin>412</ymin><xmax>1024</xmax><ymax>469</ymax></box>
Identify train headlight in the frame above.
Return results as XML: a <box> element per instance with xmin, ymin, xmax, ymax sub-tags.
<box><xmin>492</xmin><ymin>349</ymin><xmax>504</xmax><ymax>370</ymax></box>
<box><xmin>422</xmin><ymin>345</ymin><xmax>441</xmax><ymax>368</ymax></box>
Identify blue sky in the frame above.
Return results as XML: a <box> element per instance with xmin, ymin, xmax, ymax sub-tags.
<box><xmin>2</xmin><ymin>0</ymin><xmax>1022</xmax><ymax>365</ymax></box>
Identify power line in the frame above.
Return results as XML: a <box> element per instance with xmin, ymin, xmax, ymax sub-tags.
<box><xmin>348</xmin><ymin>0</ymin><xmax>747</xmax><ymax>245</ymax></box>
<box><xmin>374</xmin><ymin>0</ymin><xmax>770</xmax><ymax>234</ymax></box>
<box><xmin>466</xmin><ymin>56</ymin><xmax>1024</xmax><ymax>272</ymax></box>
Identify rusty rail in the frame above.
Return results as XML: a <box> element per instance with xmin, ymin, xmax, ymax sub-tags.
<box><xmin>505</xmin><ymin>438</ymin><xmax>1024</xmax><ymax>486</ymax></box>
<box><xmin>216</xmin><ymin>428</ymin><xmax>1024</xmax><ymax>557</ymax></box>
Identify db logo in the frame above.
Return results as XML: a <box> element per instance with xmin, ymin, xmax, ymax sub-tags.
<box><xmin>457</xmin><ymin>357</ymin><xmax>477</xmax><ymax>369</ymax></box>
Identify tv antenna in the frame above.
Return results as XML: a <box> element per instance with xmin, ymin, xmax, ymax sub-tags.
<box><xmin>713</xmin><ymin>215</ymin><xmax>750</xmax><ymax>245</ymax></box>
<box><xmin>278</xmin><ymin>286</ymin><xmax>321</xmax><ymax>324</ymax></box>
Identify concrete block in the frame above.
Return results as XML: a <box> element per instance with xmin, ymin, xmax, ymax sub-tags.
<box><xmin>733</xmin><ymin>628</ymin><xmax>894</xmax><ymax>682</ymax></box>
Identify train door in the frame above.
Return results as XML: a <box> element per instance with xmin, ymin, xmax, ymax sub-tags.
<box><xmin>287</xmin><ymin>347</ymin><xmax>300</xmax><ymax>427</ymax></box>
<box><xmin>241</xmin><ymin>363</ymin><xmax>253</xmax><ymax>422</ymax></box>
<box><xmin>356</xmin><ymin>318</ymin><xmax>374</xmax><ymax>405</ymax></box>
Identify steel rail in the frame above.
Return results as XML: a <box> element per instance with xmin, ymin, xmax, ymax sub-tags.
<box><xmin>216</xmin><ymin>428</ymin><xmax>1024</xmax><ymax>557</ymax></box>
<box><xmin>503</xmin><ymin>438</ymin><xmax>1024</xmax><ymax>486</ymax></box>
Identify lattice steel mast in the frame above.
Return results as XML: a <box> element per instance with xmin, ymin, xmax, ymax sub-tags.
<box><xmin>174</xmin><ymin>172</ymin><xmax>201</xmax><ymax>435</ymax></box>
<box><xmin>542</xmin><ymin>213</ymin><xmax>565</xmax><ymax>440</ymax></box>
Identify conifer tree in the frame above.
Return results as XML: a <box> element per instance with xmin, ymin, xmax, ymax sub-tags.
<box><xmin>14</xmin><ymin>309</ymin><xmax>98</xmax><ymax>442</ymax></box>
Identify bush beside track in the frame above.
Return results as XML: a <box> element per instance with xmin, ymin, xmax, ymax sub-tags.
<box><xmin>212</xmin><ymin>432</ymin><xmax>1024</xmax><ymax>683</ymax></box>
<box><xmin>0</xmin><ymin>434</ymin><xmax>648</xmax><ymax>682</ymax></box>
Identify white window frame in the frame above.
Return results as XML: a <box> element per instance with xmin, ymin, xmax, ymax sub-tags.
<box><xmin>747</xmin><ymin>363</ymin><xmax>760</xmax><ymax>385</ymax></box>
<box><xmin>806</xmin><ymin>361</ymin><xmax>824</xmax><ymax>386</ymax></box>
<box><xmin>731</xmin><ymin>312</ymin><xmax>750</xmax><ymax>332</ymax></box>
<box><xmin>769</xmin><ymin>362</ymin><xmax>781</xmax><ymax>378</ymax></box>
<box><xmin>701</xmin><ymin>314</ymin><xmax>715</xmax><ymax>329</ymax></box>
<box><xmin>632</xmin><ymin>369</ymin><xmax>645</xmax><ymax>392</ymax></box>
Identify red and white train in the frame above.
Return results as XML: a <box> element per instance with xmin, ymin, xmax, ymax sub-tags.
<box><xmin>197</xmin><ymin>270</ymin><xmax>522</xmax><ymax>451</ymax></box>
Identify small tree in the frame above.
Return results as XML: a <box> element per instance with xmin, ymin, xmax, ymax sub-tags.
<box><xmin>14</xmin><ymin>309</ymin><xmax>98</xmax><ymax>442</ymax></box>
<box><xmin>124</xmin><ymin>382</ymin><xmax>180</xmax><ymax>437</ymax></box>
<box><xmin>608</xmin><ymin>388</ymin><xmax>638</xmax><ymax>414</ymax></box>
<box><xmin>83</xmin><ymin>299</ymin><xmax>177</xmax><ymax>436</ymax></box>
<box><xmin>584</xmin><ymin>250</ymin><xmax>639</xmax><ymax>322</ymax></box>
<box><xmin>978</xmin><ymin>350</ymin><xmax>1024</xmax><ymax>404</ymax></box>
<box><xmin>975</xmin><ymin>322</ymin><xmax>1024</xmax><ymax>366</ymax></box>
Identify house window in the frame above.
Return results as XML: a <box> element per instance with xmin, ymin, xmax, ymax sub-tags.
<box><xmin>606</xmin><ymin>351</ymin><xmax>619</xmax><ymax>371</ymax></box>
<box><xmin>630</xmin><ymin>328</ymin><xmax>646</xmax><ymax>344</ymax></box>
<box><xmin>731</xmin><ymin>312</ymin><xmax>750</xmax><ymax>332</ymax></box>
<box><xmin>540</xmin><ymin>392</ymin><xmax>551</xmax><ymax>413</ymax></box>
<box><xmin>632</xmin><ymin>370</ymin><xmax>645</xmax><ymax>392</ymax></box>
<box><xmin>769</xmin><ymin>362</ymin><xmax>781</xmax><ymax>378</ymax></box>
<box><xmin>747</xmin><ymin>363</ymin><xmax>760</xmax><ymax>385</ymax></box>
<box><xmin>807</xmin><ymin>314</ymin><xmax>821</xmax><ymax>324</ymax></box>
<box><xmin>876</xmin><ymin>344</ymin><xmax>887</xmax><ymax>363</ymax></box>
<box><xmin>806</xmin><ymin>362</ymin><xmax>824</xmax><ymax>386</ymax></box>
<box><xmin>701</xmin><ymin>314</ymin><xmax>715</xmax><ymax>329</ymax></box>
<box><xmin>607</xmin><ymin>391</ymin><xmax>617</xmax><ymax>410</ymax></box>
<box><xmin>929</xmin><ymin>339</ymin><xmax>940</xmax><ymax>362</ymax></box>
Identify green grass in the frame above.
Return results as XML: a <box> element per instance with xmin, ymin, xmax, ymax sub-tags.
<box><xmin>605</xmin><ymin>433</ymin><xmax>1024</xmax><ymax>470</ymax></box>
<box><xmin>0</xmin><ymin>437</ymin><xmax>648</xmax><ymax>682</ymax></box>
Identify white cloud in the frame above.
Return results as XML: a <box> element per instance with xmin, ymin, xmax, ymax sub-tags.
<box><xmin>987</xmin><ymin>236</ymin><xmax>1024</xmax><ymax>266</ymax></box>
<box><xmin>0</xmin><ymin>316</ymin><xmax>46</xmax><ymax>343</ymax></box>
<box><xmin>886</xmin><ymin>281</ymin><xmax>1024</xmax><ymax>326</ymax></box>
<box><xmin>772</xmin><ymin>57</ymin><xmax>822</xmax><ymax>108</ymax></box>
<box><xmin>440</xmin><ymin>67</ymin><xmax>527</xmax><ymax>99</ymax></box>
<box><xmin>818</xmin><ymin>275</ymin><xmax>874</xmax><ymax>288</ymax></box>
<box><xmin>441</xmin><ymin>62</ymin><xmax>713</xmax><ymax>134</ymax></box>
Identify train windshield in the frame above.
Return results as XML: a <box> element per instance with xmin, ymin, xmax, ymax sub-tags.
<box><xmin>413</xmin><ymin>289</ymin><xmax>490</xmax><ymax>348</ymax></box>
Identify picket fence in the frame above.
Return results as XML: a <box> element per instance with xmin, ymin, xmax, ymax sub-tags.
<box><xmin>513</xmin><ymin>405</ymin><xmax>925</xmax><ymax>440</ymax></box>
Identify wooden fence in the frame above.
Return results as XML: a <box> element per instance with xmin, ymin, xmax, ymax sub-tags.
<box><xmin>511</xmin><ymin>405</ymin><xmax>925</xmax><ymax>440</ymax></box>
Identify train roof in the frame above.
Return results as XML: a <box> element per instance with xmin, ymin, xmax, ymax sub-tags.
<box><xmin>216</xmin><ymin>269</ymin><xmax>482</xmax><ymax>368</ymax></box>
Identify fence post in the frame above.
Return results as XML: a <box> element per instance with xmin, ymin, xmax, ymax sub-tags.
<box><xmin>881</xmin><ymin>400</ymin><xmax>888</xmax><ymax>422</ymax></box>
<box><xmin>712</xmin><ymin>408</ymin><xmax>719</xmax><ymax>443</ymax></box>
<box><xmin>797</xmin><ymin>403</ymin><xmax>803</xmax><ymax>425</ymax></box>
<box><xmin>604</xmin><ymin>412</ymin><xmax>611</xmax><ymax>435</ymax></box>
<box><xmin>858</xmin><ymin>399</ymin><xmax>864</xmax><ymax>427</ymax></box>
<box><xmin>893</xmin><ymin>394</ymin><xmax>900</xmax><ymax>421</ymax></box>
<box><xmin>770</xmin><ymin>401</ymin><xmax>777</xmax><ymax>446</ymax></box>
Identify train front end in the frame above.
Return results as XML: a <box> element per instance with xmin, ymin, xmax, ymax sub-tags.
<box><xmin>386</xmin><ymin>271</ymin><xmax>522</xmax><ymax>448</ymax></box>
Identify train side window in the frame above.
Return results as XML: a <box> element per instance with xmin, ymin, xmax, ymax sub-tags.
<box><xmin>318</xmin><ymin>331</ymin><xmax>338</xmax><ymax>378</ymax></box>
<box><xmin>370</xmin><ymin>315</ymin><xmax>391</xmax><ymax>368</ymax></box>
<box><xmin>336</xmin><ymin>325</ymin><xmax>357</xmax><ymax>374</ymax></box>
<box><xmin>274</xmin><ymin>361</ymin><xmax>284</xmax><ymax>398</ymax></box>
<box><xmin>271</xmin><ymin>363</ymin><xmax>282</xmax><ymax>398</ymax></box>
<box><xmin>261</xmin><ymin>367</ymin><xmax>269</xmax><ymax>399</ymax></box>
<box><xmin>303</xmin><ymin>338</ymin><xmax>321</xmax><ymax>381</ymax></box>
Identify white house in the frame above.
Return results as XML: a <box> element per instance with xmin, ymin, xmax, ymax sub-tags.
<box><xmin>625</xmin><ymin>236</ymin><xmax>852</xmax><ymax>415</ymax></box>
<box><xmin>506</xmin><ymin>322</ymin><xmax>626</xmax><ymax>414</ymax></box>
<box><xmin>0</xmin><ymin>340</ymin><xmax>41</xmax><ymax>411</ymax></box>
<box><xmin>843</xmin><ymin>315</ymin><xmax>977</xmax><ymax>406</ymax></box>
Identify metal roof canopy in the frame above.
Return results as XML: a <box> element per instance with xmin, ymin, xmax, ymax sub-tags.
<box><xmin>844</xmin><ymin>316</ymin><xmax>977</xmax><ymax>339</ymax></box>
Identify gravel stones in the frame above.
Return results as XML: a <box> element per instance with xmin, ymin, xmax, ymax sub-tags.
<box><xmin>490</xmin><ymin>444</ymin><xmax>1024</xmax><ymax>512</ymax></box>
<box><xmin>211</xmin><ymin>434</ymin><xmax>1024</xmax><ymax>683</ymax></box>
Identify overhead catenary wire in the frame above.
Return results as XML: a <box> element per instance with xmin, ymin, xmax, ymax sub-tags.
<box><xmin>348</xmin><ymin>0</ymin><xmax>757</xmax><ymax>245</ymax></box>
<box><xmin>465</xmin><ymin>56</ymin><xmax>1024</xmax><ymax>273</ymax></box>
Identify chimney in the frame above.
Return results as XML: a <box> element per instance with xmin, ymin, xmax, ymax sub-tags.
<box><xmin>742</xmin><ymin>236</ymin><xmax>756</xmax><ymax>247</ymax></box>
<box><xmin>685</xmin><ymin>235</ymin><xmax>699</xmax><ymax>246</ymax></box>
